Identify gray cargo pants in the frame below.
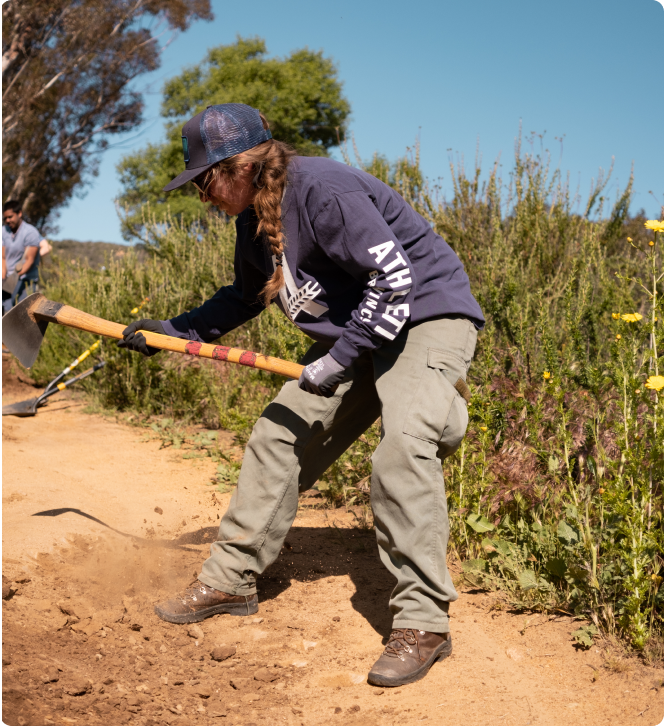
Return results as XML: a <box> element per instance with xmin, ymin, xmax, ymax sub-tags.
<box><xmin>199</xmin><ymin>316</ymin><xmax>477</xmax><ymax>632</ymax></box>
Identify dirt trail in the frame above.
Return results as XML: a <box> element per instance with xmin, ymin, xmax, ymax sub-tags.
<box><xmin>2</xmin><ymin>362</ymin><xmax>664</xmax><ymax>726</ymax></box>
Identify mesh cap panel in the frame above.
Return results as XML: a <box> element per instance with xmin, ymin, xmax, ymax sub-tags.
<box><xmin>200</xmin><ymin>104</ymin><xmax>272</xmax><ymax>164</ymax></box>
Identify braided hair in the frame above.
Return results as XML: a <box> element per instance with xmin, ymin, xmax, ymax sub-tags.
<box><xmin>197</xmin><ymin>113</ymin><xmax>296</xmax><ymax>306</ymax></box>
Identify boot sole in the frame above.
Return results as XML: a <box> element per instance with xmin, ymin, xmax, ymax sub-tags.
<box><xmin>154</xmin><ymin>598</ymin><xmax>258</xmax><ymax>625</ymax></box>
<box><xmin>367</xmin><ymin>635</ymin><xmax>453</xmax><ymax>687</ymax></box>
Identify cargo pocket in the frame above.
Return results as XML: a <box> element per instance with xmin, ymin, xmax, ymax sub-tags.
<box><xmin>403</xmin><ymin>348</ymin><xmax>470</xmax><ymax>454</ymax></box>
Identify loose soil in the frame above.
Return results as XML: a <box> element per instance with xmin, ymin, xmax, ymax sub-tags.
<box><xmin>2</xmin><ymin>360</ymin><xmax>664</xmax><ymax>726</ymax></box>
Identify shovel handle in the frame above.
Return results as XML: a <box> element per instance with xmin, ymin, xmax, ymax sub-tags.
<box><xmin>45</xmin><ymin>303</ymin><xmax>306</xmax><ymax>380</ymax></box>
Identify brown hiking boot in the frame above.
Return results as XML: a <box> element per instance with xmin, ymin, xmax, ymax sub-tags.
<box><xmin>154</xmin><ymin>582</ymin><xmax>258</xmax><ymax>624</ymax></box>
<box><xmin>367</xmin><ymin>629</ymin><xmax>452</xmax><ymax>687</ymax></box>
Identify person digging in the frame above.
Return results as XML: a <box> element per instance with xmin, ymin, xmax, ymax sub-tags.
<box><xmin>119</xmin><ymin>103</ymin><xmax>485</xmax><ymax>688</ymax></box>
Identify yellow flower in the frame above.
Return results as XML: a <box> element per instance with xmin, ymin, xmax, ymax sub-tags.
<box><xmin>635</xmin><ymin>389</ymin><xmax>641</xmax><ymax>394</ymax></box>
<box><xmin>616</xmin><ymin>334</ymin><xmax>622</xmax><ymax>340</ymax></box>
<box><xmin>644</xmin><ymin>220</ymin><xmax>664</xmax><ymax>233</ymax></box>
<box><xmin>627</xmin><ymin>237</ymin><xmax>633</xmax><ymax>242</ymax></box>
<box><xmin>598</xmin><ymin>487</ymin><xmax>605</xmax><ymax>495</ymax></box>
<box><xmin>480</xmin><ymin>426</ymin><xmax>488</xmax><ymax>432</ymax></box>
<box><xmin>611</xmin><ymin>313</ymin><xmax>620</xmax><ymax>320</ymax></box>
<box><xmin>649</xmin><ymin>240</ymin><xmax>655</xmax><ymax>247</ymax></box>
<box><xmin>621</xmin><ymin>313</ymin><xmax>643</xmax><ymax>322</ymax></box>
<box><xmin>645</xmin><ymin>375</ymin><xmax>664</xmax><ymax>392</ymax></box>
<box><xmin>543</xmin><ymin>371</ymin><xmax>551</xmax><ymax>379</ymax></box>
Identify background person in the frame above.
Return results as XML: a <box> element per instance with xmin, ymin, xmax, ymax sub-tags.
<box><xmin>2</xmin><ymin>200</ymin><xmax>42</xmax><ymax>313</ymax></box>
<box><xmin>119</xmin><ymin>103</ymin><xmax>484</xmax><ymax>688</ymax></box>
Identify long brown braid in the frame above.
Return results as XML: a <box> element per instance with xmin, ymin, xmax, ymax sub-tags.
<box><xmin>197</xmin><ymin>113</ymin><xmax>296</xmax><ymax>306</ymax></box>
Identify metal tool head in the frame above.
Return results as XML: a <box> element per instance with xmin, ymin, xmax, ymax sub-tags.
<box><xmin>1</xmin><ymin>292</ymin><xmax>50</xmax><ymax>368</ymax></box>
<box><xmin>2</xmin><ymin>397</ymin><xmax>41</xmax><ymax>417</ymax></box>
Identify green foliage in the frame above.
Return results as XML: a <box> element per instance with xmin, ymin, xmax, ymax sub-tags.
<box><xmin>572</xmin><ymin>624</ymin><xmax>598</xmax><ymax>649</ymax></box>
<box><xmin>116</xmin><ymin>36</ymin><xmax>350</xmax><ymax>240</ymax></box>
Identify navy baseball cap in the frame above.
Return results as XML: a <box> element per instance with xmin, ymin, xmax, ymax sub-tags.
<box><xmin>163</xmin><ymin>103</ymin><xmax>272</xmax><ymax>192</ymax></box>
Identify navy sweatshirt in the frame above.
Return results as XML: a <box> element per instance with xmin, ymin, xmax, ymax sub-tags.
<box><xmin>163</xmin><ymin>156</ymin><xmax>484</xmax><ymax>368</ymax></box>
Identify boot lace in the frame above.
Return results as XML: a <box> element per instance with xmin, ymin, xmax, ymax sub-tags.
<box><xmin>179</xmin><ymin>582</ymin><xmax>213</xmax><ymax>605</ymax></box>
<box><xmin>383</xmin><ymin>629</ymin><xmax>421</xmax><ymax>661</ymax></box>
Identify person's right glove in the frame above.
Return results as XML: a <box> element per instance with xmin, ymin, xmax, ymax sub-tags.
<box><xmin>298</xmin><ymin>353</ymin><xmax>346</xmax><ymax>397</ymax></box>
<box><xmin>117</xmin><ymin>319</ymin><xmax>165</xmax><ymax>357</ymax></box>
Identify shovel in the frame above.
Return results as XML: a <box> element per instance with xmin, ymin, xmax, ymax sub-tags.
<box><xmin>44</xmin><ymin>339</ymin><xmax>101</xmax><ymax>394</ymax></box>
<box><xmin>2</xmin><ymin>292</ymin><xmax>305</xmax><ymax>379</ymax></box>
<box><xmin>2</xmin><ymin>361</ymin><xmax>106</xmax><ymax>417</ymax></box>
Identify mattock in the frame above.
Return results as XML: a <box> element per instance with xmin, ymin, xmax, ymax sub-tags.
<box><xmin>2</xmin><ymin>292</ymin><xmax>305</xmax><ymax>379</ymax></box>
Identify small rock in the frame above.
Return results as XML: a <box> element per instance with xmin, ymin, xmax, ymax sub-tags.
<box><xmin>60</xmin><ymin>600</ymin><xmax>95</xmax><ymax>620</ymax></box>
<box><xmin>173</xmin><ymin>678</ymin><xmax>184</xmax><ymax>686</ymax></box>
<box><xmin>42</xmin><ymin>668</ymin><xmax>60</xmax><ymax>683</ymax></box>
<box><xmin>241</xmin><ymin>693</ymin><xmax>261</xmax><ymax>703</ymax></box>
<box><xmin>154</xmin><ymin>507</ymin><xmax>163</xmax><ymax>515</ymax></box>
<box><xmin>292</xmin><ymin>660</ymin><xmax>308</xmax><ymax>668</ymax></box>
<box><xmin>292</xmin><ymin>708</ymin><xmax>303</xmax><ymax>715</ymax></box>
<box><xmin>2</xmin><ymin>657</ymin><xmax>11</xmax><ymax>667</ymax></box>
<box><xmin>506</xmin><ymin>648</ymin><xmax>523</xmax><ymax>661</ymax></box>
<box><xmin>211</xmin><ymin>645</ymin><xmax>236</xmax><ymax>662</ymax></box>
<box><xmin>65</xmin><ymin>678</ymin><xmax>91</xmax><ymax>696</ymax></box>
<box><xmin>160</xmin><ymin>676</ymin><xmax>168</xmax><ymax>686</ymax></box>
<box><xmin>2</xmin><ymin>584</ymin><xmax>16</xmax><ymax>600</ymax></box>
<box><xmin>103</xmin><ymin>678</ymin><xmax>114</xmax><ymax>686</ymax></box>
<box><xmin>229</xmin><ymin>677</ymin><xmax>250</xmax><ymax>691</ymax></box>
<box><xmin>303</xmin><ymin>640</ymin><xmax>318</xmax><ymax>651</ymax></box>
<box><xmin>187</xmin><ymin>624</ymin><xmax>204</xmax><ymax>641</ymax></box>
<box><xmin>254</xmin><ymin>667</ymin><xmax>279</xmax><ymax>683</ymax></box>
<box><xmin>126</xmin><ymin>696</ymin><xmax>140</xmax><ymax>707</ymax></box>
<box><xmin>334</xmin><ymin>706</ymin><xmax>342</xmax><ymax>714</ymax></box>
<box><xmin>251</xmin><ymin>617</ymin><xmax>264</xmax><ymax>624</ymax></box>
<box><xmin>332</xmin><ymin>616</ymin><xmax>340</xmax><ymax>622</ymax></box>
<box><xmin>159</xmin><ymin>644</ymin><xmax>168</xmax><ymax>654</ymax></box>
<box><xmin>373</xmin><ymin>690</ymin><xmax>384</xmax><ymax>695</ymax></box>
<box><xmin>130</xmin><ymin>623</ymin><xmax>142</xmax><ymax>632</ymax></box>
<box><xmin>194</xmin><ymin>685</ymin><xmax>212</xmax><ymax>699</ymax></box>
<box><xmin>349</xmin><ymin>704</ymin><xmax>360</xmax><ymax>712</ymax></box>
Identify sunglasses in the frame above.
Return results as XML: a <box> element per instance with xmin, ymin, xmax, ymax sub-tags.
<box><xmin>190</xmin><ymin>171</ymin><xmax>211</xmax><ymax>197</ymax></box>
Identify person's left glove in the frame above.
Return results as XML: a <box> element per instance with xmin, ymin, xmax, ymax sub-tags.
<box><xmin>117</xmin><ymin>319</ymin><xmax>165</xmax><ymax>357</ymax></box>
<box><xmin>298</xmin><ymin>353</ymin><xmax>346</xmax><ymax>397</ymax></box>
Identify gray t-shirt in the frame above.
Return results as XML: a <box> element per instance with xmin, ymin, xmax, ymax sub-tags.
<box><xmin>2</xmin><ymin>220</ymin><xmax>41</xmax><ymax>280</ymax></box>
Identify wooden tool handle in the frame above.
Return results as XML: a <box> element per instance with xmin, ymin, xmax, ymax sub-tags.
<box><xmin>51</xmin><ymin>304</ymin><xmax>305</xmax><ymax>380</ymax></box>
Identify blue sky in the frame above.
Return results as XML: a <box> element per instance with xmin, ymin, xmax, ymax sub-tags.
<box><xmin>53</xmin><ymin>0</ymin><xmax>664</xmax><ymax>244</ymax></box>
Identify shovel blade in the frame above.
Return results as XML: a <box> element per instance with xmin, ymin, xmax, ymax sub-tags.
<box><xmin>1</xmin><ymin>292</ymin><xmax>49</xmax><ymax>368</ymax></box>
<box><xmin>2</xmin><ymin>397</ymin><xmax>40</xmax><ymax>417</ymax></box>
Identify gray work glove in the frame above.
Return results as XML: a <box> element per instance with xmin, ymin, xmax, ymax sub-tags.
<box><xmin>118</xmin><ymin>319</ymin><xmax>165</xmax><ymax>357</ymax></box>
<box><xmin>298</xmin><ymin>353</ymin><xmax>346</xmax><ymax>397</ymax></box>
